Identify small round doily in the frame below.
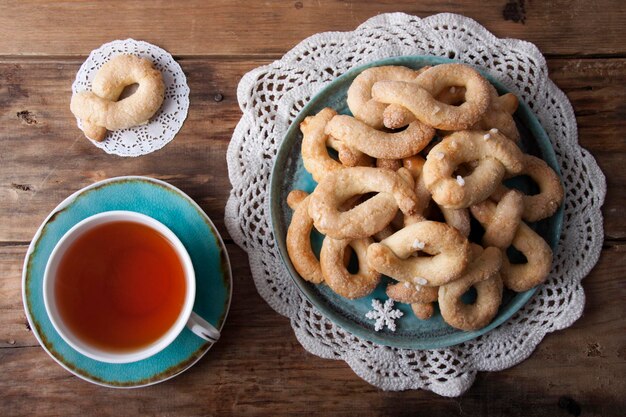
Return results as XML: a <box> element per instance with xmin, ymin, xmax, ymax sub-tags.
<box><xmin>225</xmin><ymin>13</ymin><xmax>606</xmax><ymax>396</ymax></box>
<box><xmin>71</xmin><ymin>39</ymin><xmax>190</xmax><ymax>157</ymax></box>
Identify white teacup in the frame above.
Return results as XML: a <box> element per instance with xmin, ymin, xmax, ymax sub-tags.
<box><xmin>43</xmin><ymin>211</ymin><xmax>220</xmax><ymax>364</ymax></box>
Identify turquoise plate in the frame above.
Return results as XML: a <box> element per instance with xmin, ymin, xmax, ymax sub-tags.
<box><xmin>22</xmin><ymin>176</ymin><xmax>232</xmax><ymax>387</ymax></box>
<box><xmin>270</xmin><ymin>56</ymin><xmax>563</xmax><ymax>350</ymax></box>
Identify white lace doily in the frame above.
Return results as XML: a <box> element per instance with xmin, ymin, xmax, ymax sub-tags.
<box><xmin>225</xmin><ymin>13</ymin><xmax>606</xmax><ymax>396</ymax></box>
<box><xmin>71</xmin><ymin>39</ymin><xmax>190</xmax><ymax>157</ymax></box>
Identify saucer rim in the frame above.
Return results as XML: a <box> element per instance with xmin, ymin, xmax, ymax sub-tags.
<box><xmin>21</xmin><ymin>175</ymin><xmax>233</xmax><ymax>389</ymax></box>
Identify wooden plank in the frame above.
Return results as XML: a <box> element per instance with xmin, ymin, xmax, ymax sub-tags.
<box><xmin>547</xmin><ymin>59</ymin><xmax>626</xmax><ymax>153</ymax></box>
<box><xmin>0</xmin><ymin>58</ymin><xmax>265</xmax><ymax>243</ymax></box>
<box><xmin>1</xmin><ymin>243</ymin><xmax>624</xmax><ymax>416</ymax></box>
<box><xmin>0</xmin><ymin>0</ymin><xmax>625</xmax><ymax>57</ymax></box>
<box><xmin>0</xmin><ymin>245</ymin><xmax>32</xmax><ymax>348</ymax></box>
<box><xmin>589</xmin><ymin>152</ymin><xmax>625</xmax><ymax>240</ymax></box>
<box><xmin>0</xmin><ymin>58</ymin><xmax>624</xmax><ymax>242</ymax></box>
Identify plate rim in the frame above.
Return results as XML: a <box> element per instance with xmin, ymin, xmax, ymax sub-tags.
<box><xmin>21</xmin><ymin>175</ymin><xmax>233</xmax><ymax>388</ymax></box>
<box><xmin>269</xmin><ymin>55</ymin><xmax>563</xmax><ymax>350</ymax></box>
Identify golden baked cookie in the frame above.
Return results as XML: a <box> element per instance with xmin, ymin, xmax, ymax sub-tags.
<box><xmin>320</xmin><ymin>236</ymin><xmax>380</xmax><ymax>299</ymax></box>
<box><xmin>366</xmin><ymin>221</ymin><xmax>471</xmax><ymax>287</ymax></box>
<box><xmin>70</xmin><ymin>54</ymin><xmax>165</xmax><ymax>141</ymax></box>
<box><xmin>422</xmin><ymin>130</ymin><xmax>524</xmax><ymax>209</ymax></box>
<box><xmin>286</xmin><ymin>190</ymin><xmax>324</xmax><ymax>284</ymax></box>
<box><xmin>347</xmin><ymin>65</ymin><xmax>426</xmax><ymax>128</ymax></box>
<box><xmin>308</xmin><ymin>167</ymin><xmax>418</xmax><ymax>239</ymax></box>
<box><xmin>471</xmin><ymin>199</ymin><xmax>552</xmax><ymax>292</ymax></box>
<box><xmin>438</xmin><ymin>245</ymin><xmax>503</xmax><ymax>331</ymax></box>
<box><xmin>491</xmin><ymin>154</ymin><xmax>564</xmax><ymax>222</ymax></box>
<box><xmin>371</xmin><ymin>63</ymin><xmax>491</xmax><ymax>131</ymax></box>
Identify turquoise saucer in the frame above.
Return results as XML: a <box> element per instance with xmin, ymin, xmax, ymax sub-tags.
<box><xmin>22</xmin><ymin>176</ymin><xmax>232</xmax><ymax>387</ymax></box>
<box><xmin>270</xmin><ymin>56</ymin><xmax>563</xmax><ymax>350</ymax></box>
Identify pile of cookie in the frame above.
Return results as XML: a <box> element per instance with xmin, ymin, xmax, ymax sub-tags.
<box><xmin>286</xmin><ymin>63</ymin><xmax>564</xmax><ymax>331</ymax></box>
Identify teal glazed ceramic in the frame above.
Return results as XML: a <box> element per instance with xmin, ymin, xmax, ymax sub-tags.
<box><xmin>270</xmin><ymin>56</ymin><xmax>563</xmax><ymax>350</ymax></box>
<box><xmin>22</xmin><ymin>176</ymin><xmax>232</xmax><ymax>387</ymax></box>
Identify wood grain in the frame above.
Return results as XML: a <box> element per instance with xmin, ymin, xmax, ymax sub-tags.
<box><xmin>0</xmin><ymin>0</ymin><xmax>625</xmax><ymax>57</ymax></box>
<box><xmin>547</xmin><ymin>59</ymin><xmax>626</xmax><ymax>152</ymax></box>
<box><xmin>0</xmin><ymin>58</ymin><xmax>264</xmax><ymax>243</ymax></box>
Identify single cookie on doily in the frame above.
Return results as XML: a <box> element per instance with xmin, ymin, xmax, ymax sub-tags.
<box><xmin>71</xmin><ymin>39</ymin><xmax>190</xmax><ymax>157</ymax></box>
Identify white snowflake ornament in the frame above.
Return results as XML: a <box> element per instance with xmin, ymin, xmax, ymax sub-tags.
<box><xmin>365</xmin><ymin>299</ymin><xmax>404</xmax><ymax>332</ymax></box>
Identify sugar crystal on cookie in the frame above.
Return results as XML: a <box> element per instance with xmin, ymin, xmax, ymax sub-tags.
<box><xmin>414</xmin><ymin>277</ymin><xmax>428</xmax><ymax>285</ymax></box>
<box><xmin>412</xmin><ymin>239</ymin><xmax>426</xmax><ymax>250</ymax></box>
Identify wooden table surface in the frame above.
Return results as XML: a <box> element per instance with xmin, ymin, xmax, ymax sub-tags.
<box><xmin>1</xmin><ymin>1</ymin><xmax>624</xmax><ymax>416</ymax></box>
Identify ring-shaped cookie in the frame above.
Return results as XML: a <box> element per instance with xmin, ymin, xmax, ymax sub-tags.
<box><xmin>286</xmin><ymin>190</ymin><xmax>324</xmax><ymax>284</ymax></box>
<box><xmin>471</xmin><ymin>200</ymin><xmax>552</xmax><ymax>292</ymax></box>
<box><xmin>500</xmin><ymin>221</ymin><xmax>553</xmax><ymax>292</ymax></box>
<box><xmin>402</xmin><ymin>156</ymin><xmax>471</xmax><ymax>237</ymax></box>
<box><xmin>422</xmin><ymin>130</ymin><xmax>524</xmax><ymax>208</ymax></box>
<box><xmin>471</xmin><ymin>189</ymin><xmax>524</xmax><ymax>249</ymax></box>
<box><xmin>301</xmin><ymin>108</ymin><xmax>343</xmax><ymax>182</ymax></box>
<box><xmin>325</xmin><ymin>114</ymin><xmax>435</xmax><ymax>159</ymax></box>
<box><xmin>70</xmin><ymin>54</ymin><xmax>165</xmax><ymax>141</ymax></box>
<box><xmin>371</xmin><ymin>63</ymin><xmax>491</xmax><ymax>130</ymax></box>
<box><xmin>438</xmin><ymin>245</ymin><xmax>504</xmax><ymax>331</ymax></box>
<box><xmin>470</xmin><ymin>84</ymin><xmax>520</xmax><ymax>142</ymax></box>
<box><xmin>308</xmin><ymin>167</ymin><xmax>418</xmax><ymax>239</ymax></box>
<box><xmin>383</xmin><ymin>86</ymin><xmax>467</xmax><ymax>129</ymax></box>
<box><xmin>347</xmin><ymin>65</ymin><xmax>426</xmax><ymax>128</ymax></box>
<box><xmin>320</xmin><ymin>236</ymin><xmax>380</xmax><ymax>299</ymax></box>
<box><xmin>491</xmin><ymin>154</ymin><xmax>564</xmax><ymax>222</ymax></box>
<box><xmin>366</xmin><ymin>221</ymin><xmax>471</xmax><ymax>286</ymax></box>
<box><xmin>302</xmin><ymin>108</ymin><xmax>373</xmax><ymax>178</ymax></box>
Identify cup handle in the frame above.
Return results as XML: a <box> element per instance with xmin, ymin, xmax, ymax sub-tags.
<box><xmin>187</xmin><ymin>312</ymin><xmax>220</xmax><ymax>343</ymax></box>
